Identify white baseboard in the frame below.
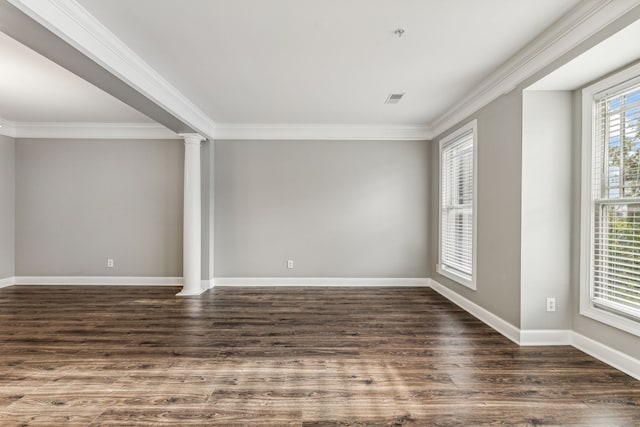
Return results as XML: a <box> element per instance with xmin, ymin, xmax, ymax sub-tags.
<box><xmin>571</xmin><ymin>332</ymin><xmax>640</xmax><ymax>381</ymax></box>
<box><xmin>0</xmin><ymin>276</ymin><xmax>15</xmax><ymax>288</ymax></box>
<box><xmin>519</xmin><ymin>329</ymin><xmax>572</xmax><ymax>346</ymax></box>
<box><xmin>176</xmin><ymin>285</ymin><xmax>209</xmax><ymax>297</ymax></box>
<box><xmin>213</xmin><ymin>277</ymin><xmax>430</xmax><ymax>287</ymax></box>
<box><xmin>14</xmin><ymin>276</ymin><xmax>182</xmax><ymax>286</ymax></box>
<box><xmin>428</xmin><ymin>278</ymin><xmax>520</xmax><ymax>344</ymax></box>
<box><xmin>429</xmin><ymin>278</ymin><xmax>640</xmax><ymax>380</ymax></box>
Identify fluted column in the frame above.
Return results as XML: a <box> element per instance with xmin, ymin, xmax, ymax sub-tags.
<box><xmin>177</xmin><ymin>133</ymin><xmax>205</xmax><ymax>296</ymax></box>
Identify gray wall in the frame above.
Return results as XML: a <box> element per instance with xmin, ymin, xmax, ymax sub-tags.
<box><xmin>214</xmin><ymin>139</ymin><xmax>430</xmax><ymax>278</ymax></box>
<box><xmin>521</xmin><ymin>91</ymin><xmax>572</xmax><ymax>330</ymax></box>
<box><xmin>0</xmin><ymin>135</ymin><xmax>15</xmax><ymax>279</ymax></box>
<box><xmin>430</xmin><ymin>91</ymin><xmax>523</xmax><ymax>327</ymax></box>
<box><xmin>15</xmin><ymin>138</ymin><xmax>184</xmax><ymax>277</ymax></box>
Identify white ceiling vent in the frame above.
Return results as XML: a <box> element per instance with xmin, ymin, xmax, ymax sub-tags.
<box><xmin>385</xmin><ymin>93</ymin><xmax>405</xmax><ymax>104</ymax></box>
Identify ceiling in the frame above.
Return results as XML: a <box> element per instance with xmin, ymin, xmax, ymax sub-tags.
<box><xmin>79</xmin><ymin>0</ymin><xmax>578</xmax><ymax>125</ymax></box>
<box><xmin>46</xmin><ymin>0</ymin><xmax>579</xmax><ymax>128</ymax></box>
<box><xmin>0</xmin><ymin>31</ymin><xmax>151</xmax><ymax>123</ymax></box>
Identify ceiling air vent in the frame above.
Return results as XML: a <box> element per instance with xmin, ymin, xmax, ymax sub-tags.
<box><xmin>385</xmin><ymin>93</ymin><xmax>405</xmax><ymax>104</ymax></box>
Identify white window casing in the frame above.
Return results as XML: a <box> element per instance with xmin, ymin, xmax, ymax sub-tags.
<box><xmin>580</xmin><ymin>61</ymin><xmax>640</xmax><ymax>337</ymax></box>
<box><xmin>438</xmin><ymin>120</ymin><xmax>478</xmax><ymax>290</ymax></box>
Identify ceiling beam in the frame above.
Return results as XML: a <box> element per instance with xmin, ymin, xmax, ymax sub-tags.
<box><xmin>0</xmin><ymin>0</ymin><xmax>216</xmax><ymax>139</ymax></box>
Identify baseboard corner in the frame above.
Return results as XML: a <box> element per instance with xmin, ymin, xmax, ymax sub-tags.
<box><xmin>0</xmin><ymin>276</ymin><xmax>15</xmax><ymax>288</ymax></box>
<box><xmin>519</xmin><ymin>329</ymin><xmax>572</xmax><ymax>346</ymax></box>
<box><xmin>428</xmin><ymin>278</ymin><xmax>520</xmax><ymax>344</ymax></box>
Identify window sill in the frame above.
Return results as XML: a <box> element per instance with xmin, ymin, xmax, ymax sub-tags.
<box><xmin>436</xmin><ymin>264</ymin><xmax>476</xmax><ymax>291</ymax></box>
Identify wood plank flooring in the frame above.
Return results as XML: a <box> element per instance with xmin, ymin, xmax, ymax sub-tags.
<box><xmin>0</xmin><ymin>286</ymin><xmax>638</xmax><ymax>426</ymax></box>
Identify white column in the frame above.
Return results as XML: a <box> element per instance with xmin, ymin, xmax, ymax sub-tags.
<box><xmin>178</xmin><ymin>133</ymin><xmax>205</xmax><ymax>296</ymax></box>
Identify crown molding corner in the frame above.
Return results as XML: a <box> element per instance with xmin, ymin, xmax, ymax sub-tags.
<box><xmin>7</xmin><ymin>0</ymin><xmax>217</xmax><ymax>139</ymax></box>
<box><xmin>214</xmin><ymin>124</ymin><xmax>433</xmax><ymax>141</ymax></box>
<box><xmin>429</xmin><ymin>0</ymin><xmax>640</xmax><ymax>138</ymax></box>
<box><xmin>0</xmin><ymin>117</ymin><xmax>18</xmax><ymax>138</ymax></box>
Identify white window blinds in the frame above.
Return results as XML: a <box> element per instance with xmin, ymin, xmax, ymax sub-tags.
<box><xmin>440</xmin><ymin>127</ymin><xmax>475</xmax><ymax>284</ymax></box>
<box><xmin>592</xmin><ymin>82</ymin><xmax>640</xmax><ymax>320</ymax></box>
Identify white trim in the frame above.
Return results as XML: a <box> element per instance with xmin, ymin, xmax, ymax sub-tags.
<box><xmin>13</xmin><ymin>121</ymin><xmax>177</xmax><ymax>139</ymax></box>
<box><xmin>437</xmin><ymin>119</ymin><xmax>478</xmax><ymax>290</ymax></box>
<box><xmin>14</xmin><ymin>276</ymin><xmax>182</xmax><ymax>286</ymax></box>
<box><xmin>0</xmin><ymin>277</ymin><xmax>16</xmax><ymax>288</ymax></box>
<box><xmin>571</xmin><ymin>331</ymin><xmax>640</xmax><ymax>381</ymax></box>
<box><xmin>214</xmin><ymin>277</ymin><xmax>430</xmax><ymax>287</ymax></box>
<box><xmin>519</xmin><ymin>329</ymin><xmax>572</xmax><ymax>346</ymax></box>
<box><xmin>428</xmin><ymin>279</ymin><xmax>520</xmax><ymax>344</ymax></box>
<box><xmin>430</xmin><ymin>278</ymin><xmax>640</xmax><ymax>379</ymax></box>
<box><xmin>3</xmin><ymin>121</ymin><xmax>432</xmax><ymax>142</ymax></box>
<box><xmin>429</xmin><ymin>1</ymin><xmax>640</xmax><ymax>137</ymax></box>
<box><xmin>5</xmin><ymin>1</ymin><xmax>638</xmax><ymax>143</ymax></box>
<box><xmin>579</xmin><ymin>61</ymin><xmax>640</xmax><ymax>338</ymax></box>
<box><xmin>7</xmin><ymin>0</ymin><xmax>217</xmax><ymax>139</ymax></box>
<box><xmin>4</xmin><ymin>274</ymin><xmax>640</xmax><ymax>379</ymax></box>
<box><xmin>176</xmin><ymin>285</ymin><xmax>208</xmax><ymax>297</ymax></box>
<box><xmin>0</xmin><ymin>118</ymin><xmax>17</xmax><ymax>138</ymax></box>
<box><xmin>214</xmin><ymin>124</ymin><xmax>432</xmax><ymax>141</ymax></box>
<box><xmin>0</xmin><ymin>117</ymin><xmax>177</xmax><ymax>139</ymax></box>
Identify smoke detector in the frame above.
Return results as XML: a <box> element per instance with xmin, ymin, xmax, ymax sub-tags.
<box><xmin>385</xmin><ymin>93</ymin><xmax>405</xmax><ymax>104</ymax></box>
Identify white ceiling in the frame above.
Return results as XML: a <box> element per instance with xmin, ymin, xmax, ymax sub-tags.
<box><xmin>75</xmin><ymin>0</ymin><xmax>580</xmax><ymax>126</ymax></box>
<box><xmin>0</xmin><ymin>31</ymin><xmax>152</xmax><ymax>123</ymax></box>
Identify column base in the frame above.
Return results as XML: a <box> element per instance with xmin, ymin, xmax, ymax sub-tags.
<box><xmin>176</xmin><ymin>288</ymin><xmax>208</xmax><ymax>297</ymax></box>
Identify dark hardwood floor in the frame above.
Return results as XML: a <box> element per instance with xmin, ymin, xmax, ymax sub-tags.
<box><xmin>0</xmin><ymin>286</ymin><xmax>639</xmax><ymax>426</ymax></box>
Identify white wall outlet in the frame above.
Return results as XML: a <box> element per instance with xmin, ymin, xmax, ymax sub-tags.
<box><xmin>107</xmin><ymin>258</ymin><xmax>114</xmax><ymax>268</ymax></box>
<box><xmin>546</xmin><ymin>297</ymin><xmax>556</xmax><ymax>312</ymax></box>
<box><xmin>287</xmin><ymin>260</ymin><xmax>294</xmax><ymax>269</ymax></box>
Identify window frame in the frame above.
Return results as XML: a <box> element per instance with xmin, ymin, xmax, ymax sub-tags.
<box><xmin>437</xmin><ymin>119</ymin><xmax>478</xmax><ymax>290</ymax></box>
<box><xmin>580</xmin><ymin>61</ymin><xmax>640</xmax><ymax>337</ymax></box>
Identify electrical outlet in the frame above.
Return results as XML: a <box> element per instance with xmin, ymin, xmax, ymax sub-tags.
<box><xmin>287</xmin><ymin>260</ymin><xmax>294</xmax><ymax>269</ymax></box>
<box><xmin>107</xmin><ymin>258</ymin><xmax>114</xmax><ymax>268</ymax></box>
<box><xmin>546</xmin><ymin>297</ymin><xmax>556</xmax><ymax>312</ymax></box>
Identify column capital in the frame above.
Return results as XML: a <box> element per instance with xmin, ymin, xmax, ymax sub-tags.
<box><xmin>179</xmin><ymin>133</ymin><xmax>206</xmax><ymax>144</ymax></box>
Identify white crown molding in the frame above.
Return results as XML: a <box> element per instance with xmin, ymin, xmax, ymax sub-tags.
<box><xmin>6</xmin><ymin>1</ymin><xmax>640</xmax><ymax>143</ymax></box>
<box><xmin>8</xmin><ymin>121</ymin><xmax>177</xmax><ymax>139</ymax></box>
<box><xmin>1</xmin><ymin>115</ymin><xmax>180</xmax><ymax>139</ymax></box>
<box><xmin>214</xmin><ymin>277</ymin><xmax>430</xmax><ymax>286</ymax></box>
<box><xmin>0</xmin><ymin>118</ymin><xmax>17</xmax><ymax>138</ymax></box>
<box><xmin>429</xmin><ymin>0</ymin><xmax>640</xmax><ymax>138</ymax></box>
<box><xmin>214</xmin><ymin>124</ymin><xmax>433</xmax><ymax>141</ymax></box>
<box><xmin>14</xmin><ymin>276</ymin><xmax>183</xmax><ymax>286</ymax></box>
<box><xmin>7</xmin><ymin>0</ymin><xmax>217</xmax><ymax>139</ymax></box>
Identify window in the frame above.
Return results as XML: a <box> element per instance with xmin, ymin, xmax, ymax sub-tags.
<box><xmin>438</xmin><ymin>120</ymin><xmax>477</xmax><ymax>289</ymax></box>
<box><xmin>581</xmin><ymin>63</ymin><xmax>640</xmax><ymax>336</ymax></box>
